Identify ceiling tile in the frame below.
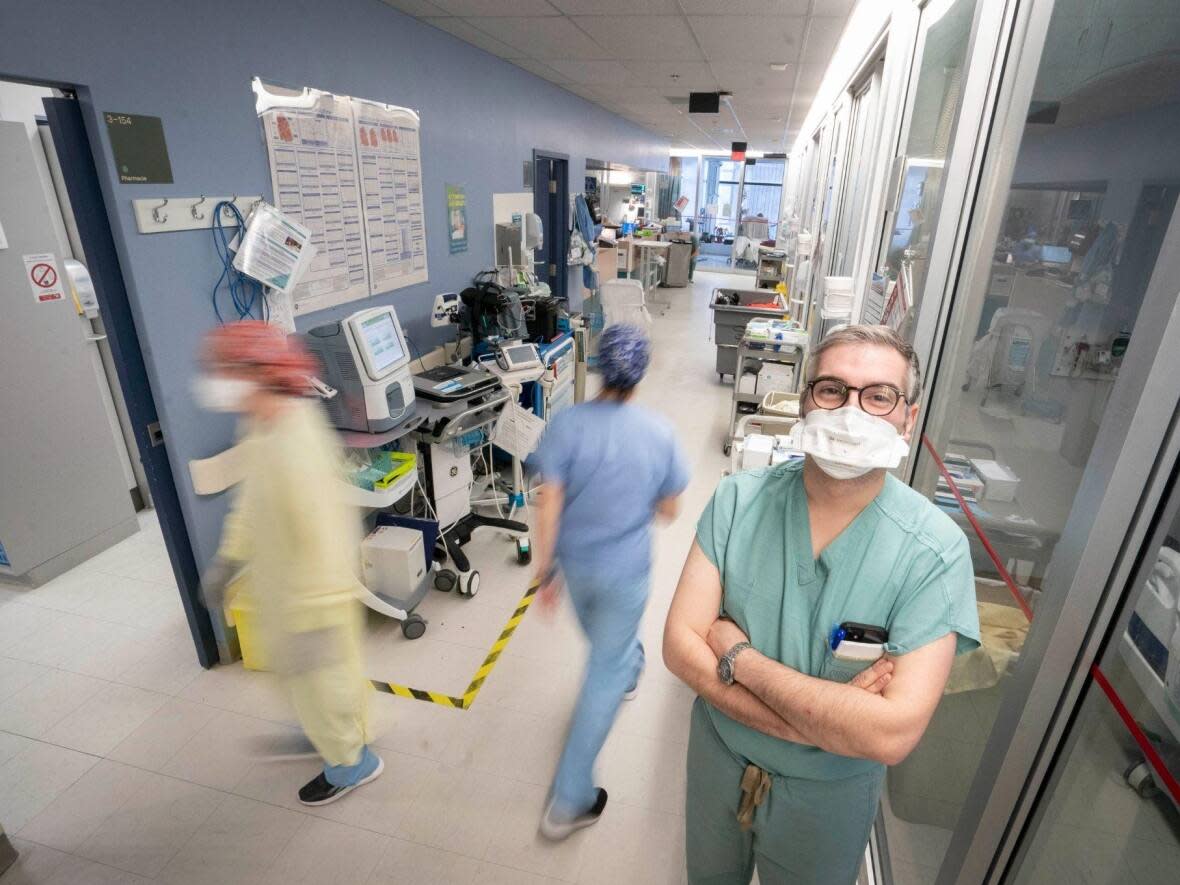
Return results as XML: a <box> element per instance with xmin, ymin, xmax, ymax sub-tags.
<box><xmin>571</xmin><ymin>15</ymin><xmax>703</xmax><ymax>61</ymax></box>
<box><xmin>546</xmin><ymin>59</ymin><xmax>633</xmax><ymax>85</ymax></box>
<box><xmin>621</xmin><ymin>60</ymin><xmax>719</xmax><ymax>92</ymax></box>
<box><xmin>563</xmin><ymin>83</ymin><xmax>615</xmax><ymax>104</ymax></box>
<box><xmin>680</xmin><ymin>0</ymin><xmax>809</xmax><ymax>13</ymax></box>
<box><xmin>510</xmin><ymin>58</ymin><xmax>574</xmax><ymax>83</ymax></box>
<box><xmin>801</xmin><ymin>16</ymin><xmax>847</xmax><ymax>64</ymax></box>
<box><xmin>608</xmin><ymin>85</ymin><xmax>677</xmax><ymax>105</ymax></box>
<box><xmin>430</xmin><ymin>0</ymin><xmax>560</xmax><ymax>15</ymax></box>
<box><xmin>732</xmin><ymin>93</ymin><xmax>792</xmax><ymax>117</ymax></box>
<box><xmin>381</xmin><ymin>0</ymin><xmax>451</xmax><ymax>16</ymax></box>
<box><xmin>812</xmin><ymin>0</ymin><xmax>856</xmax><ymax>14</ymax></box>
<box><xmin>468</xmin><ymin>16</ymin><xmax>610</xmax><ymax>59</ymax></box>
<box><xmin>549</xmin><ymin>0</ymin><xmax>680</xmax><ymax>12</ymax></box>
<box><xmin>423</xmin><ymin>17</ymin><xmax>525</xmax><ymax>57</ymax></box>
<box><xmin>793</xmin><ymin>62</ymin><xmax>827</xmax><ymax>94</ymax></box>
<box><xmin>689</xmin><ymin>16</ymin><xmax>805</xmax><ymax>64</ymax></box>
<box><xmin>710</xmin><ymin>61</ymin><xmax>797</xmax><ymax>93</ymax></box>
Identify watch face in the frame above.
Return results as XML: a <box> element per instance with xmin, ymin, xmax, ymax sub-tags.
<box><xmin>718</xmin><ymin>656</ymin><xmax>733</xmax><ymax>684</ymax></box>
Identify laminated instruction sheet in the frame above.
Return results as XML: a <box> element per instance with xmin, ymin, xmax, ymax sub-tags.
<box><xmin>254</xmin><ymin>79</ymin><xmax>429</xmax><ymax>315</ymax></box>
<box><xmin>354</xmin><ymin>98</ymin><xmax>429</xmax><ymax>293</ymax></box>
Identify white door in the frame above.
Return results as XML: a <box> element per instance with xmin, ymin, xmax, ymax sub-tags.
<box><xmin>0</xmin><ymin>120</ymin><xmax>136</xmax><ymax>580</ymax></box>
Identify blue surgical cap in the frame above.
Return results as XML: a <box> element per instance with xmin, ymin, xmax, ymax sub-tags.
<box><xmin>598</xmin><ymin>323</ymin><xmax>651</xmax><ymax>390</ymax></box>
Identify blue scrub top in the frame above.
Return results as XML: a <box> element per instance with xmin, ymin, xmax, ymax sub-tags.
<box><xmin>536</xmin><ymin>400</ymin><xmax>689</xmax><ymax>584</ymax></box>
<box><xmin>697</xmin><ymin>460</ymin><xmax>981</xmax><ymax>780</ymax></box>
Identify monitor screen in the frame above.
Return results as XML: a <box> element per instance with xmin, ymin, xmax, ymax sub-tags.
<box><xmin>1040</xmin><ymin>245</ymin><xmax>1072</xmax><ymax>265</ymax></box>
<box><xmin>357</xmin><ymin>311</ymin><xmax>406</xmax><ymax>377</ymax></box>
<box><xmin>505</xmin><ymin>345</ymin><xmax>537</xmax><ymax>365</ymax></box>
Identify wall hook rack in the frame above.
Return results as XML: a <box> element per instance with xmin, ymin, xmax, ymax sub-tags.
<box><xmin>132</xmin><ymin>195</ymin><xmax>264</xmax><ymax>234</ymax></box>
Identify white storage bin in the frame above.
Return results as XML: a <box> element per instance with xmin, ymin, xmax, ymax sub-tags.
<box><xmin>970</xmin><ymin>459</ymin><xmax>1021</xmax><ymax>502</ymax></box>
<box><xmin>741</xmin><ymin>434</ymin><xmax>775</xmax><ymax>470</ymax></box>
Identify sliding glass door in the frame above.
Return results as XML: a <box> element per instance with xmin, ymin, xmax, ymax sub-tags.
<box><xmin>734</xmin><ymin>158</ymin><xmax>785</xmax><ymax>270</ymax></box>
<box><xmin>1008</xmin><ymin>468</ymin><xmax>1180</xmax><ymax>882</ymax></box>
<box><xmin>696</xmin><ymin>157</ymin><xmax>743</xmax><ymax>272</ymax></box>
<box><xmin>874</xmin><ymin>0</ymin><xmax>1180</xmax><ymax>882</ymax></box>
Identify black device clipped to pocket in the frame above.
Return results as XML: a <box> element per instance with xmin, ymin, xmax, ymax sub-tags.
<box><xmin>829</xmin><ymin>621</ymin><xmax>889</xmax><ymax>662</ymax></box>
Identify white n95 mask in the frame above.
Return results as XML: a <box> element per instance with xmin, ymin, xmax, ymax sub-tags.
<box><xmin>193</xmin><ymin>375</ymin><xmax>255</xmax><ymax>413</ymax></box>
<box><xmin>787</xmin><ymin>406</ymin><xmax>911</xmax><ymax>480</ymax></box>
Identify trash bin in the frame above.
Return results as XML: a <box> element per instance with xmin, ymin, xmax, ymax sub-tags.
<box><xmin>662</xmin><ymin>241</ymin><xmax>692</xmax><ymax>288</ymax></box>
<box><xmin>887</xmin><ymin>591</ymin><xmax>1031</xmax><ymax>828</ymax></box>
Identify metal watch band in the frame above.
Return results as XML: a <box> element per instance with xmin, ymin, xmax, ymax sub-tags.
<box><xmin>720</xmin><ymin>641</ymin><xmax>753</xmax><ymax>684</ymax></box>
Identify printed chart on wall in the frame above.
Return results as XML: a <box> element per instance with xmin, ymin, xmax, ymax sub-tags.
<box><xmin>354</xmin><ymin>99</ymin><xmax>429</xmax><ymax>293</ymax></box>
<box><xmin>256</xmin><ymin>88</ymin><xmax>369</xmax><ymax>314</ymax></box>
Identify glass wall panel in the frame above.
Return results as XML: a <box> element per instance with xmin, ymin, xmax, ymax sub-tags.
<box><xmin>1009</xmin><ymin>485</ymin><xmax>1180</xmax><ymax>883</ymax></box>
<box><xmin>884</xmin><ymin>0</ymin><xmax>1180</xmax><ymax>880</ymax></box>
<box><xmin>833</xmin><ymin>63</ymin><xmax>883</xmax><ymax>277</ymax></box>
<box><xmin>674</xmin><ymin>155</ymin><xmax>699</xmax><ymax>224</ymax></box>
<box><xmin>735</xmin><ymin>158</ymin><xmax>785</xmax><ymax>269</ymax></box>
<box><xmin>698</xmin><ymin>157</ymin><xmax>744</xmax><ymax>271</ymax></box>
<box><xmin>877</xmin><ymin>0</ymin><xmax>980</xmax><ymax>333</ymax></box>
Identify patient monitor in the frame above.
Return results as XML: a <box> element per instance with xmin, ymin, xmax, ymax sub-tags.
<box><xmin>302</xmin><ymin>306</ymin><xmax>415</xmax><ymax>433</ymax></box>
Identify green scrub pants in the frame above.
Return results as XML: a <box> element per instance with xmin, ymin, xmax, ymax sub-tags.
<box><xmin>685</xmin><ymin>698</ymin><xmax>885</xmax><ymax>885</ymax></box>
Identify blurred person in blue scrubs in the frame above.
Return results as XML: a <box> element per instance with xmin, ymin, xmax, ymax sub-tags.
<box><xmin>532</xmin><ymin>323</ymin><xmax>690</xmax><ymax>839</ymax></box>
<box><xmin>196</xmin><ymin>321</ymin><xmax>382</xmax><ymax>807</ymax></box>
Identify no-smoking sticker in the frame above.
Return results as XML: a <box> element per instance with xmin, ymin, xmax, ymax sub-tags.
<box><xmin>22</xmin><ymin>253</ymin><xmax>66</xmax><ymax>304</ymax></box>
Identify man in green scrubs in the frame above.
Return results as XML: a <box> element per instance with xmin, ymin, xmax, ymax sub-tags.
<box><xmin>664</xmin><ymin>325</ymin><xmax>980</xmax><ymax>884</ymax></box>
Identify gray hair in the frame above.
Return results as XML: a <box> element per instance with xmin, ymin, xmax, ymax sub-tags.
<box><xmin>804</xmin><ymin>325</ymin><xmax>923</xmax><ymax>403</ymax></box>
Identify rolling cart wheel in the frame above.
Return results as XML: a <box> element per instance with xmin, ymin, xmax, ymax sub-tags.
<box><xmin>1125</xmin><ymin>760</ymin><xmax>1159</xmax><ymax>799</ymax></box>
<box><xmin>434</xmin><ymin>569</ymin><xmax>458</xmax><ymax>593</ymax></box>
<box><xmin>516</xmin><ymin>538</ymin><xmax>532</xmax><ymax>565</ymax></box>
<box><xmin>460</xmin><ymin>571</ymin><xmax>480</xmax><ymax>598</ymax></box>
<box><xmin>401</xmin><ymin>614</ymin><xmax>427</xmax><ymax>640</ymax></box>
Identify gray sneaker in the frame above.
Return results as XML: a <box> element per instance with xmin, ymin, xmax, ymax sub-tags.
<box><xmin>539</xmin><ymin>788</ymin><xmax>608</xmax><ymax>840</ymax></box>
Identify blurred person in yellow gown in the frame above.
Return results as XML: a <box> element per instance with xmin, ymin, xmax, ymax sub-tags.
<box><xmin>195</xmin><ymin>321</ymin><xmax>382</xmax><ymax>806</ymax></box>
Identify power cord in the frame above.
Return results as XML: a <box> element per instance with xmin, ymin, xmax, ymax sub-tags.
<box><xmin>211</xmin><ymin>200</ymin><xmax>267</xmax><ymax>323</ymax></box>
<box><xmin>405</xmin><ymin>335</ymin><xmax>428</xmax><ymax>372</ymax></box>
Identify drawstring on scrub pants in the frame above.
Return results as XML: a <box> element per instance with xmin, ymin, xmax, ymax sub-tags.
<box><xmin>737</xmin><ymin>763</ymin><xmax>772</xmax><ymax>831</ymax></box>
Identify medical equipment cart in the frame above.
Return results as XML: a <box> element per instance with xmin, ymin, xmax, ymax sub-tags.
<box><xmin>412</xmin><ymin>366</ymin><xmax>530</xmax><ymax>596</ymax></box>
<box><xmin>338</xmin><ymin>409</ymin><xmax>438</xmax><ymax>640</ymax></box>
<box><xmin>755</xmin><ymin>249</ymin><xmax>790</xmax><ymax>290</ymax></box>
<box><xmin>534</xmin><ymin>333</ymin><xmax>577</xmax><ymax>420</ymax></box>
<box><xmin>709</xmin><ymin>288</ymin><xmax>790</xmax><ymax>380</ymax></box>
<box><xmin>724</xmin><ymin>329</ymin><xmax>807</xmax><ymax>456</ymax></box>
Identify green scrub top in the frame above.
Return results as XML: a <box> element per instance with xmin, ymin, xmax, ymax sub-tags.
<box><xmin>697</xmin><ymin>460</ymin><xmax>981</xmax><ymax>781</ymax></box>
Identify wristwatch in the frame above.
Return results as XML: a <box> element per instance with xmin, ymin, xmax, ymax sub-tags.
<box><xmin>718</xmin><ymin>641</ymin><xmax>753</xmax><ymax>686</ymax></box>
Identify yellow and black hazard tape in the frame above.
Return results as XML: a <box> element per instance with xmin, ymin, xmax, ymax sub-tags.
<box><xmin>371</xmin><ymin>581</ymin><xmax>539</xmax><ymax>710</ymax></box>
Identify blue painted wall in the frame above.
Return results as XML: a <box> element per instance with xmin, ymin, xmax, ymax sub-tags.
<box><xmin>0</xmin><ymin>0</ymin><xmax>667</xmax><ymax>566</ymax></box>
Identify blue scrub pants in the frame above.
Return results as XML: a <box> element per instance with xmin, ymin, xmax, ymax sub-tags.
<box><xmin>549</xmin><ymin>570</ymin><xmax>647</xmax><ymax>817</ymax></box>
<box><xmin>686</xmin><ymin>698</ymin><xmax>885</xmax><ymax>885</ymax></box>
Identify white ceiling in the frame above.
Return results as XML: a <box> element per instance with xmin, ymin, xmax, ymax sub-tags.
<box><xmin>381</xmin><ymin>0</ymin><xmax>857</xmax><ymax>152</ymax></box>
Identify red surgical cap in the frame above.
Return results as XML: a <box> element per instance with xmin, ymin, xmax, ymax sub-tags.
<box><xmin>201</xmin><ymin>321</ymin><xmax>318</xmax><ymax>396</ymax></box>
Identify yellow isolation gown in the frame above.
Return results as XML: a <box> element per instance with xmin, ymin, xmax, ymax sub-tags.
<box><xmin>217</xmin><ymin>397</ymin><xmax>372</xmax><ymax>767</ymax></box>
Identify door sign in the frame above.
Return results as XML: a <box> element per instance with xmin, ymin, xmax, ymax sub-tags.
<box><xmin>23</xmin><ymin>252</ymin><xmax>66</xmax><ymax>303</ymax></box>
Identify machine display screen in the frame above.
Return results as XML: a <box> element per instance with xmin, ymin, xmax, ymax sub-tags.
<box><xmin>504</xmin><ymin>345</ymin><xmax>539</xmax><ymax>367</ymax></box>
<box><xmin>358</xmin><ymin>312</ymin><xmax>406</xmax><ymax>376</ymax></box>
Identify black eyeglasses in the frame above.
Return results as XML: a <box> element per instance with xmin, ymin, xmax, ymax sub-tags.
<box><xmin>805</xmin><ymin>377</ymin><xmax>907</xmax><ymax>416</ymax></box>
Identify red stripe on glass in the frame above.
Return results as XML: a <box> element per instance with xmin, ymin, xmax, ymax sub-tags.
<box><xmin>1091</xmin><ymin>665</ymin><xmax>1180</xmax><ymax>806</ymax></box>
<box><xmin>921</xmin><ymin>435</ymin><xmax>1035</xmax><ymax>621</ymax></box>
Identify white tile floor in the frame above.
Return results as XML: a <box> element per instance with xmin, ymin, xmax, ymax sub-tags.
<box><xmin>0</xmin><ymin>273</ymin><xmax>732</xmax><ymax>885</ymax></box>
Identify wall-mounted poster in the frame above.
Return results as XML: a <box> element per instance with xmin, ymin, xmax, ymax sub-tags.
<box><xmin>447</xmin><ymin>184</ymin><xmax>467</xmax><ymax>254</ymax></box>
<box><xmin>253</xmin><ymin>78</ymin><xmax>429</xmax><ymax>314</ymax></box>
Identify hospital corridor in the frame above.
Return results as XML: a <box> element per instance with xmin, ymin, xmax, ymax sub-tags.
<box><xmin>4</xmin><ymin>1</ymin><xmax>1180</xmax><ymax>884</ymax></box>
<box><xmin>0</xmin><ymin>274</ymin><xmax>729</xmax><ymax>885</ymax></box>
